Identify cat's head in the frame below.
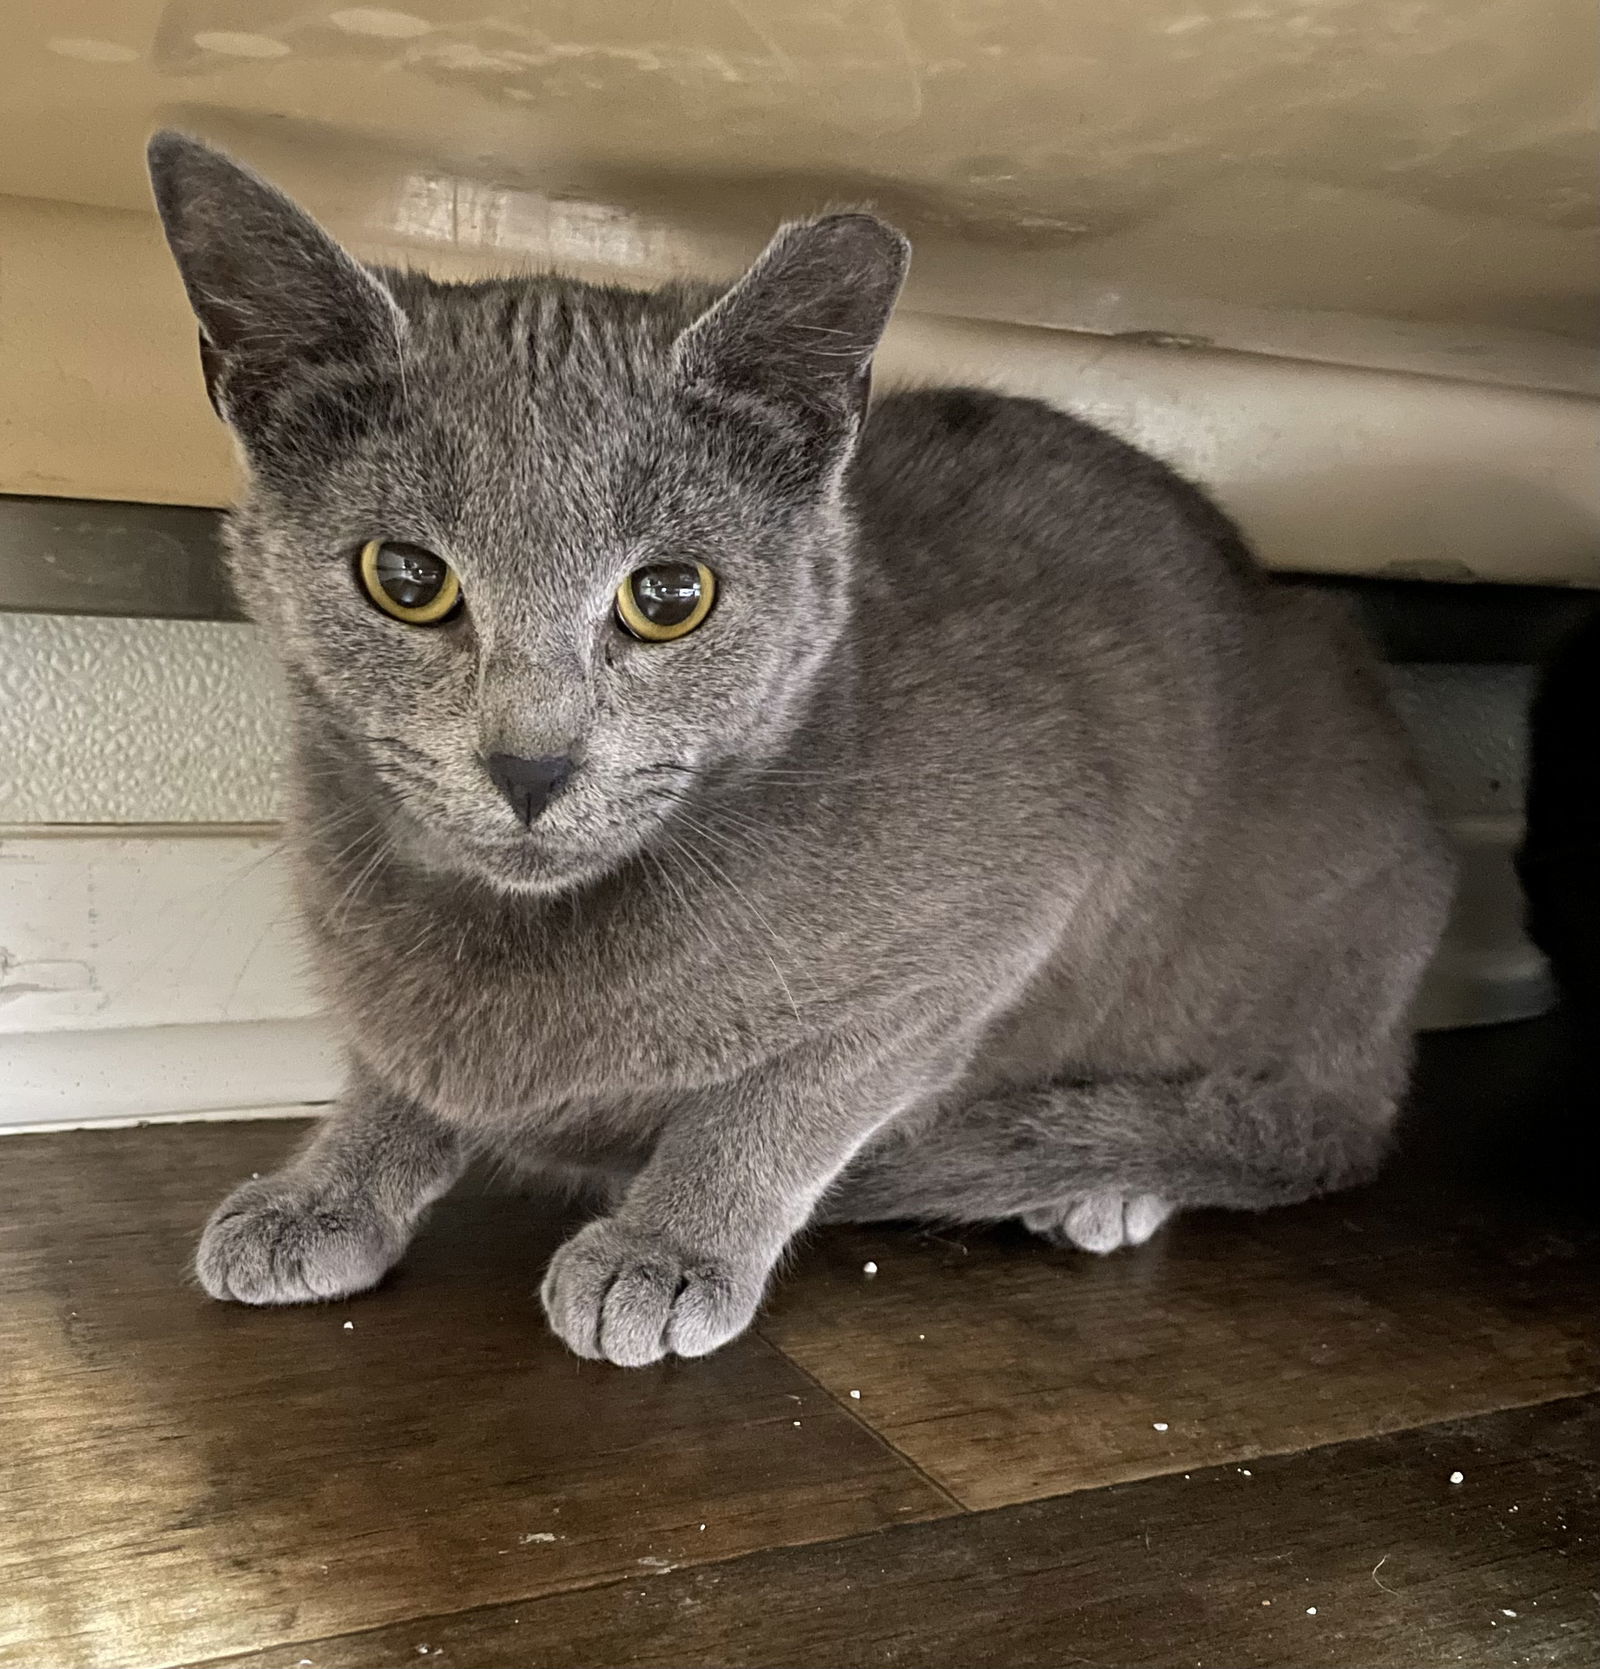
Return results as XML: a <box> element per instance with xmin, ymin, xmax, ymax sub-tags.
<box><xmin>147</xmin><ymin>132</ymin><xmax>907</xmax><ymax>895</ymax></box>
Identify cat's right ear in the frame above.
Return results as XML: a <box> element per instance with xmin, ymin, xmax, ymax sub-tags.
<box><xmin>146</xmin><ymin>131</ymin><xmax>404</xmax><ymax>425</ymax></box>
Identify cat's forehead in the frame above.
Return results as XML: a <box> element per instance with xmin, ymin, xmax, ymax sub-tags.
<box><xmin>366</xmin><ymin>271</ymin><xmax>731</xmax><ymax>513</ymax></box>
<box><xmin>388</xmin><ymin>269</ymin><xmax>714</xmax><ymax>401</ymax></box>
<box><xmin>288</xmin><ymin>277</ymin><xmax>753</xmax><ymax>587</ymax></box>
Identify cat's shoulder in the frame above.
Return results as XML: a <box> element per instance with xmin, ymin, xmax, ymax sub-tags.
<box><xmin>852</xmin><ymin>385</ymin><xmax>1254</xmax><ymax>584</ymax></box>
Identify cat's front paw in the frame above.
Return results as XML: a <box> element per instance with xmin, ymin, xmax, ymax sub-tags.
<box><xmin>196</xmin><ymin>1174</ymin><xmax>405</xmax><ymax>1304</ymax></box>
<box><xmin>540</xmin><ymin>1217</ymin><xmax>766</xmax><ymax>1366</ymax></box>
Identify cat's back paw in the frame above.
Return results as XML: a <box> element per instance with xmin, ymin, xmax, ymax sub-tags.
<box><xmin>1022</xmin><ymin>1191</ymin><xmax>1174</xmax><ymax>1253</ymax></box>
<box><xmin>196</xmin><ymin>1175</ymin><xmax>403</xmax><ymax>1304</ymax></box>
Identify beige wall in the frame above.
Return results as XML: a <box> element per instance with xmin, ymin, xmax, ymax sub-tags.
<box><xmin>6</xmin><ymin>0</ymin><xmax>1596</xmax><ymax>380</ymax></box>
<box><xmin>0</xmin><ymin>194</ymin><xmax>238</xmax><ymax>504</ymax></box>
<box><xmin>0</xmin><ymin>0</ymin><xmax>1595</xmax><ymax>579</ymax></box>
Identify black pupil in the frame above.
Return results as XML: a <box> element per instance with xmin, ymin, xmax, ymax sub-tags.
<box><xmin>375</xmin><ymin>543</ymin><xmax>448</xmax><ymax>609</ymax></box>
<box><xmin>630</xmin><ymin>564</ymin><xmax>702</xmax><ymax>627</ymax></box>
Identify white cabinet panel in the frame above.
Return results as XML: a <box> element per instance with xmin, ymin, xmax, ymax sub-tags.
<box><xmin>0</xmin><ymin>830</ymin><xmax>315</xmax><ymax>1033</ymax></box>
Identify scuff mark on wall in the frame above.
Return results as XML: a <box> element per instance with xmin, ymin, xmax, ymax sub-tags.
<box><xmin>0</xmin><ymin>832</ymin><xmax>317</xmax><ymax>1034</ymax></box>
<box><xmin>0</xmin><ymin>950</ymin><xmax>97</xmax><ymax>1003</ymax></box>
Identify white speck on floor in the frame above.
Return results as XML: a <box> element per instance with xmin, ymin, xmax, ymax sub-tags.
<box><xmin>849</xmin><ymin>1389</ymin><xmax>862</xmax><ymax>1399</ymax></box>
<box><xmin>1153</xmin><ymin>1422</ymin><xmax>1169</xmax><ymax>1432</ymax></box>
<box><xmin>1502</xmin><ymin>1609</ymin><xmax>1518</xmax><ymax>1618</ymax></box>
<box><xmin>518</xmin><ymin>1532</ymin><xmax>557</xmax><ymax>1544</ymax></box>
<box><xmin>792</xmin><ymin>1420</ymin><xmax>801</xmax><ymax>1426</ymax></box>
<box><xmin>1306</xmin><ymin>1607</ymin><xmax>1317</xmax><ymax>1615</ymax></box>
<box><xmin>1450</xmin><ymin>1471</ymin><xmax>1465</xmax><ymax>1484</ymax></box>
<box><xmin>1239</xmin><ymin>1468</ymin><xmax>1252</xmax><ymax>1476</ymax></box>
<box><xmin>342</xmin><ymin>1321</ymin><xmax>354</xmax><ymax>1331</ymax></box>
<box><xmin>862</xmin><ymin>1261</ymin><xmax>878</xmax><ymax>1276</ymax></box>
<box><xmin>698</xmin><ymin>1523</ymin><xmax>706</xmax><ymax>1531</ymax></box>
<box><xmin>638</xmin><ymin>1556</ymin><xmax>677</xmax><ymax>1572</ymax></box>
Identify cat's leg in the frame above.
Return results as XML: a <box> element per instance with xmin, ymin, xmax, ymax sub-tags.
<box><xmin>196</xmin><ymin>1071</ymin><xmax>465</xmax><ymax>1304</ymax></box>
<box><xmin>820</xmin><ymin>1064</ymin><xmax>1402</xmax><ymax>1248</ymax></box>
<box><xmin>541</xmin><ymin>1052</ymin><xmax>923</xmax><ymax>1366</ymax></box>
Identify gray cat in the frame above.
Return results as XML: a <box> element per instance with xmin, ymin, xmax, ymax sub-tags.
<box><xmin>147</xmin><ymin>132</ymin><xmax>1452</xmax><ymax>1366</ymax></box>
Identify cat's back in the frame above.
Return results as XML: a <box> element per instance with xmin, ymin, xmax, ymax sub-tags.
<box><xmin>843</xmin><ymin>384</ymin><xmax>1273</xmax><ymax>771</ymax></box>
<box><xmin>843</xmin><ymin>384</ymin><xmax>1434</xmax><ymax>882</ymax></box>
<box><xmin>852</xmin><ymin>386</ymin><xmax>1260</xmax><ymax>602</ymax></box>
<box><xmin>846</xmin><ymin>384</ymin><xmax>1272</xmax><ymax>710</ymax></box>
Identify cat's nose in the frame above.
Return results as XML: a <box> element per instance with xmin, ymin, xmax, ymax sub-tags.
<box><xmin>484</xmin><ymin>752</ymin><xmax>574</xmax><ymax>827</ymax></box>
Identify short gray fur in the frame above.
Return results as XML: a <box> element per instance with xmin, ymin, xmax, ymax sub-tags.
<box><xmin>147</xmin><ymin>132</ymin><xmax>1453</xmax><ymax>1365</ymax></box>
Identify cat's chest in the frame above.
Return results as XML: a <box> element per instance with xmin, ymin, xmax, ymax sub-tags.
<box><xmin>322</xmin><ymin>879</ymin><xmax>807</xmax><ymax>1121</ymax></box>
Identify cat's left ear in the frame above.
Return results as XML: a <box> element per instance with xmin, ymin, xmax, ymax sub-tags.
<box><xmin>672</xmin><ymin>212</ymin><xmax>909</xmax><ymax>477</ymax></box>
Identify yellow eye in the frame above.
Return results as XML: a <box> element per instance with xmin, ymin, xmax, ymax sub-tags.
<box><xmin>357</xmin><ymin>539</ymin><xmax>461</xmax><ymax>625</ymax></box>
<box><xmin>615</xmin><ymin>562</ymin><xmax>717</xmax><ymax>642</ymax></box>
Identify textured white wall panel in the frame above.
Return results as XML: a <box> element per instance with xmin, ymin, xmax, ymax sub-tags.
<box><xmin>0</xmin><ymin>614</ymin><xmax>286</xmax><ymax>824</ymax></box>
<box><xmin>0</xmin><ymin>630</ymin><xmax>1551</xmax><ymax>1124</ymax></box>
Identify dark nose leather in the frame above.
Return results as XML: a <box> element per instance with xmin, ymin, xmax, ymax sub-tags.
<box><xmin>485</xmin><ymin>753</ymin><xmax>573</xmax><ymax>827</ymax></box>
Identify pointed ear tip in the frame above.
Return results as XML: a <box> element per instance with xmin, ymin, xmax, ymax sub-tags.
<box><xmin>788</xmin><ymin>212</ymin><xmax>910</xmax><ymax>276</ymax></box>
<box><xmin>146</xmin><ymin>129</ymin><xmax>235</xmax><ymax>183</ymax></box>
<box><xmin>147</xmin><ymin>129</ymin><xmax>195</xmax><ymax>165</ymax></box>
<box><xmin>814</xmin><ymin>210</ymin><xmax>907</xmax><ymax>243</ymax></box>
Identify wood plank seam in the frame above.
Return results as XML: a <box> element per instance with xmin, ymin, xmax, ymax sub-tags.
<box><xmin>752</xmin><ymin>1331</ymin><xmax>969</xmax><ymax>1515</ymax></box>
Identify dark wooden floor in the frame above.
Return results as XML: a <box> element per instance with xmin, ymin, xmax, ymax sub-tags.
<box><xmin>2</xmin><ymin>1019</ymin><xmax>1596</xmax><ymax>1669</ymax></box>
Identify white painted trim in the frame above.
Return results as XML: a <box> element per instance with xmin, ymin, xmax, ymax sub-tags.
<box><xmin>0</xmin><ymin>1103</ymin><xmax>326</xmax><ymax>1136</ymax></box>
<box><xmin>0</xmin><ymin>1018</ymin><xmax>341</xmax><ymax>1127</ymax></box>
<box><xmin>0</xmin><ymin>821</ymin><xmax>284</xmax><ymax>840</ymax></box>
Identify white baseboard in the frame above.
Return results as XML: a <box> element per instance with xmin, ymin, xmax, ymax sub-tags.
<box><xmin>0</xmin><ymin>1017</ymin><xmax>340</xmax><ymax>1128</ymax></box>
<box><xmin>0</xmin><ymin>1103</ymin><xmax>326</xmax><ymax>1136</ymax></box>
<box><xmin>1</xmin><ymin>826</ymin><xmax>338</xmax><ymax>1125</ymax></box>
<box><xmin>0</xmin><ymin>791</ymin><xmax>1552</xmax><ymax>1129</ymax></box>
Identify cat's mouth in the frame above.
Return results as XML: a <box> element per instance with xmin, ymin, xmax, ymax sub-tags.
<box><xmin>385</xmin><ymin>768</ymin><xmax>687</xmax><ymax>897</ymax></box>
<box><xmin>411</xmin><ymin>803</ymin><xmax>657</xmax><ymax>897</ymax></box>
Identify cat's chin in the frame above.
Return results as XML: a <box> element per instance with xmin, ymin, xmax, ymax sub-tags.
<box><xmin>431</xmin><ymin>830</ymin><xmax>627</xmax><ymax>898</ymax></box>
